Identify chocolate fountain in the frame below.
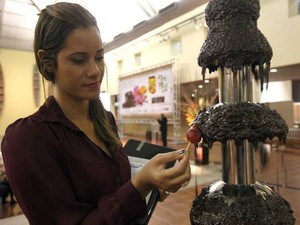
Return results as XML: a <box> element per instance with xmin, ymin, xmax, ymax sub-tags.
<box><xmin>187</xmin><ymin>0</ymin><xmax>296</xmax><ymax>224</ymax></box>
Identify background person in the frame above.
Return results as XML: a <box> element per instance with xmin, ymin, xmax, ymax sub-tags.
<box><xmin>158</xmin><ymin>113</ymin><xmax>168</xmax><ymax>146</ymax></box>
<box><xmin>1</xmin><ymin>3</ymin><xmax>191</xmax><ymax>225</ymax></box>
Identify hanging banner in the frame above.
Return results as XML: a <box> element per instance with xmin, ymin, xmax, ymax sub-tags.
<box><xmin>119</xmin><ymin>64</ymin><xmax>174</xmax><ymax>118</ymax></box>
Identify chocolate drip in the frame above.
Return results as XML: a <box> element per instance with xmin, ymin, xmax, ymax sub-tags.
<box><xmin>190</xmin><ymin>0</ymin><xmax>295</xmax><ymax>224</ymax></box>
<box><xmin>193</xmin><ymin>102</ymin><xmax>288</xmax><ymax>148</ymax></box>
<box><xmin>198</xmin><ymin>0</ymin><xmax>272</xmax><ymax>90</ymax></box>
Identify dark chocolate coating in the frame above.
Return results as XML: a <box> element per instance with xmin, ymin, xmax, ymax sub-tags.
<box><xmin>193</xmin><ymin>102</ymin><xmax>288</xmax><ymax>148</ymax></box>
<box><xmin>198</xmin><ymin>0</ymin><xmax>272</xmax><ymax>89</ymax></box>
<box><xmin>191</xmin><ymin>1</ymin><xmax>294</xmax><ymax>224</ymax></box>
<box><xmin>190</xmin><ymin>182</ymin><xmax>296</xmax><ymax>225</ymax></box>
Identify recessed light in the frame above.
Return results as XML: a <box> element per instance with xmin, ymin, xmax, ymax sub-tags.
<box><xmin>270</xmin><ymin>68</ymin><xmax>278</xmax><ymax>73</ymax></box>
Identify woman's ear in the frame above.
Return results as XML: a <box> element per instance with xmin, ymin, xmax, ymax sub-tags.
<box><xmin>38</xmin><ymin>49</ymin><xmax>54</xmax><ymax>73</ymax></box>
<box><xmin>37</xmin><ymin>49</ymin><xmax>45</xmax><ymax>61</ymax></box>
<box><xmin>37</xmin><ymin>49</ymin><xmax>55</xmax><ymax>82</ymax></box>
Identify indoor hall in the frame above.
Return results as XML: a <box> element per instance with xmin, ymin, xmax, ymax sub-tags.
<box><xmin>1</xmin><ymin>136</ymin><xmax>300</xmax><ymax>224</ymax></box>
<box><xmin>1</xmin><ymin>0</ymin><xmax>300</xmax><ymax>224</ymax></box>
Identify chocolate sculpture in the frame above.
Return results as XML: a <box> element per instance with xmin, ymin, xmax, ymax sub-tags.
<box><xmin>197</xmin><ymin>0</ymin><xmax>272</xmax><ymax>90</ymax></box>
<box><xmin>187</xmin><ymin>0</ymin><xmax>296</xmax><ymax>224</ymax></box>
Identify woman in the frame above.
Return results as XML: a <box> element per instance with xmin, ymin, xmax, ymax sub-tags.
<box><xmin>158</xmin><ymin>113</ymin><xmax>168</xmax><ymax>146</ymax></box>
<box><xmin>1</xmin><ymin>2</ymin><xmax>191</xmax><ymax>225</ymax></box>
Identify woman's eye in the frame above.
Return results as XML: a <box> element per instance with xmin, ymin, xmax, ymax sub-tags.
<box><xmin>72</xmin><ymin>58</ymin><xmax>85</xmax><ymax>64</ymax></box>
<box><xmin>95</xmin><ymin>54</ymin><xmax>104</xmax><ymax>62</ymax></box>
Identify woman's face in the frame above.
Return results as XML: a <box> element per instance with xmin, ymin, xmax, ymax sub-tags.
<box><xmin>54</xmin><ymin>26</ymin><xmax>104</xmax><ymax>101</ymax></box>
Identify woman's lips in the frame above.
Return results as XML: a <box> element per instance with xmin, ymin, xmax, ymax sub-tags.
<box><xmin>85</xmin><ymin>81</ymin><xmax>100</xmax><ymax>89</ymax></box>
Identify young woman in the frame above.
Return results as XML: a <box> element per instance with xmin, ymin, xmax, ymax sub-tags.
<box><xmin>1</xmin><ymin>2</ymin><xmax>191</xmax><ymax>225</ymax></box>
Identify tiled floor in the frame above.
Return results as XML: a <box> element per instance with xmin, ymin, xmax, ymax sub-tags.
<box><xmin>1</xmin><ymin>136</ymin><xmax>300</xmax><ymax>225</ymax></box>
<box><xmin>149</xmin><ymin>141</ymin><xmax>300</xmax><ymax>225</ymax></box>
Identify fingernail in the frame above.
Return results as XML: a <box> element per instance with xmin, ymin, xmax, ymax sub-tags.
<box><xmin>177</xmin><ymin>149</ymin><xmax>185</xmax><ymax>154</ymax></box>
<box><xmin>164</xmin><ymin>191</ymin><xmax>170</xmax><ymax>195</ymax></box>
<box><xmin>181</xmin><ymin>180</ymin><xmax>190</xmax><ymax>188</ymax></box>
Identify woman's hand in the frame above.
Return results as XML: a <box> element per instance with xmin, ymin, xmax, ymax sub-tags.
<box><xmin>131</xmin><ymin>149</ymin><xmax>191</xmax><ymax>200</ymax></box>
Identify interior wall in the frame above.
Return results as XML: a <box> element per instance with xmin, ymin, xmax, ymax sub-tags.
<box><xmin>106</xmin><ymin>0</ymin><xmax>300</xmax><ymax>95</ymax></box>
<box><xmin>259</xmin><ymin>0</ymin><xmax>300</xmax><ymax>67</ymax></box>
<box><xmin>105</xmin><ymin>5</ymin><xmax>209</xmax><ymax>95</ymax></box>
<box><xmin>0</xmin><ymin>49</ymin><xmax>40</xmax><ymax>136</ymax></box>
<box><xmin>292</xmin><ymin>80</ymin><xmax>300</xmax><ymax>102</ymax></box>
<box><xmin>1</xmin><ymin>0</ymin><xmax>300</xmax><ymax>138</ymax></box>
<box><xmin>294</xmin><ymin>103</ymin><xmax>300</xmax><ymax>125</ymax></box>
<box><xmin>265</xmin><ymin>101</ymin><xmax>294</xmax><ymax>128</ymax></box>
<box><xmin>260</xmin><ymin>80</ymin><xmax>292</xmax><ymax>103</ymax></box>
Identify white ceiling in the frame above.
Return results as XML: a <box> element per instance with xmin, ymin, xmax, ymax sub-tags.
<box><xmin>0</xmin><ymin>0</ymin><xmax>180</xmax><ymax>51</ymax></box>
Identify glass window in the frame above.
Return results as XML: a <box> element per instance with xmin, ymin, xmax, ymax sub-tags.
<box><xmin>288</xmin><ymin>0</ymin><xmax>300</xmax><ymax>17</ymax></box>
<box><xmin>170</xmin><ymin>37</ymin><xmax>182</xmax><ymax>55</ymax></box>
<box><xmin>117</xmin><ymin>60</ymin><xmax>123</xmax><ymax>72</ymax></box>
<box><xmin>134</xmin><ymin>52</ymin><xmax>142</xmax><ymax>66</ymax></box>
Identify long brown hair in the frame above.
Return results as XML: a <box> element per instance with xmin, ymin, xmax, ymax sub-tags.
<box><xmin>34</xmin><ymin>2</ymin><xmax>121</xmax><ymax>148</ymax></box>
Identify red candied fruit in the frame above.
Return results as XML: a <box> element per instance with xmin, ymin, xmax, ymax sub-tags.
<box><xmin>186</xmin><ymin>124</ymin><xmax>202</xmax><ymax>144</ymax></box>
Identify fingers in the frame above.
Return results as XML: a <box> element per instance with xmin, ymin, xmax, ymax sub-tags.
<box><xmin>132</xmin><ymin>148</ymin><xmax>191</xmax><ymax>200</ymax></box>
<box><xmin>155</xmin><ymin>150</ymin><xmax>191</xmax><ymax>191</ymax></box>
<box><xmin>163</xmin><ymin>150</ymin><xmax>190</xmax><ymax>179</ymax></box>
<box><xmin>153</xmin><ymin>150</ymin><xmax>185</xmax><ymax>166</ymax></box>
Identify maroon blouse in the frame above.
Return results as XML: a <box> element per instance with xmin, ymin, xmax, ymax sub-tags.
<box><xmin>1</xmin><ymin>96</ymin><xmax>146</xmax><ymax>225</ymax></box>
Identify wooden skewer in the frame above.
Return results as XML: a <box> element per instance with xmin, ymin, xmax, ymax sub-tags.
<box><xmin>186</xmin><ymin>142</ymin><xmax>191</xmax><ymax>150</ymax></box>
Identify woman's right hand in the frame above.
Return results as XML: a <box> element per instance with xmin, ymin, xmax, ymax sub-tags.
<box><xmin>131</xmin><ymin>149</ymin><xmax>191</xmax><ymax>199</ymax></box>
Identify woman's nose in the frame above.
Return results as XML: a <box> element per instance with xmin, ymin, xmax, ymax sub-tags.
<box><xmin>86</xmin><ymin>60</ymin><xmax>102</xmax><ymax>77</ymax></box>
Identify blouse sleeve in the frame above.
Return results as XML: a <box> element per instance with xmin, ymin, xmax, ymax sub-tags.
<box><xmin>1</xmin><ymin>118</ymin><xmax>146</xmax><ymax>225</ymax></box>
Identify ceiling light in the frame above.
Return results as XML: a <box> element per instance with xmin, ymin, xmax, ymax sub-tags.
<box><xmin>204</xmin><ymin>79</ymin><xmax>209</xmax><ymax>83</ymax></box>
<box><xmin>270</xmin><ymin>68</ymin><xmax>278</xmax><ymax>73</ymax></box>
<box><xmin>194</xmin><ymin>19</ymin><xmax>202</xmax><ymax>30</ymax></box>
<box><xmin>159</xmin><ymin>34</ymin><xmax>170</xmax><ymax>42</ymax></box>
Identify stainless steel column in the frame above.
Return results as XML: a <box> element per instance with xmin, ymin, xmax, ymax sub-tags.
<box><xmin>218</xmin><ymin>65</ymin><xmax>257</xmax><ymax>185</ymax></box>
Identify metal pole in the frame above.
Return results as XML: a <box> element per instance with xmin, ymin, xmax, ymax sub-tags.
<box><xmin>218</xmin><ymin>65</ymin><xmax>257</xmax><ymax>185</ymax></box>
